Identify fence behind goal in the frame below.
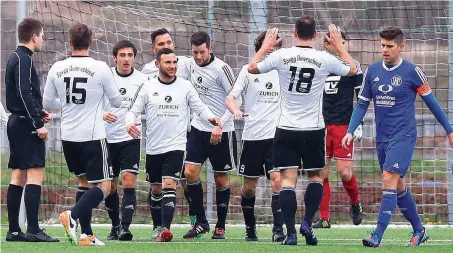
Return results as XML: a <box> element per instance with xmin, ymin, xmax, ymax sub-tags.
<box><xmin>1</xmin><ymin>0</ymin><xmax>453</xmax><ymax>226</ymax></box>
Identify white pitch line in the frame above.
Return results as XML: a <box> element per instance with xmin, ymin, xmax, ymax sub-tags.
<box><xmin>39</xmin><ymin>224</ymin><xmax>453</xmax><ymax>229</ymax></box>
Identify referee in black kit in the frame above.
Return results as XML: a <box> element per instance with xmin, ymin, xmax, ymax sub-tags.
<box><xmin>4</xmin><ymin>17</ymin><xmax>58</xmax><ymax>242</ymax></box>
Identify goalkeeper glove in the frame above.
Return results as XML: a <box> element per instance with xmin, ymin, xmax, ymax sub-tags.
<box><xmin>353</xmin><ymin>122</ymin><xmax>363</xmax><ymax>142</ymax></box>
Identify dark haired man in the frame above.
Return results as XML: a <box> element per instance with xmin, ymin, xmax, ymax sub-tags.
<box><xmin>126</xmin><ymin>48</ymin><xmax>220</xmax><ymax>242</ymax></box>
<box><xmin>5</xmin><ymin>17</ymin><xmax>58</xmax><ymax>243</ymax></box>
<box><xmin>44</xmin><ymin>23</ymin><xmax>121</xmax><ymax>246</ymax></box>
<box><xmin>313</xmin><ymin>31</ymin><xmax>364</xmax><ymax>229</ymax></box>
<box><xmin>225</xmin><ymin>31</ymin><xmax>285</xmax><ymax>242</ymax></box>
<box><xmin>102</xmin><ymin>40</ymin><xmax>150</xmax><ymax>241</ymax></box>
<box><xmin>248</xmin><ymin>16</ymin><xmax>357</xmax><ymax>245</ymax></box>
<box><xmin>343</xmin><ymin>26</ymin><xmax>453</xmax><ymax>247</ymax></box>
<box><xmin>142</xmin><ymin>28</ymin><xmax>190</xmax><ymax>79</ymax></box>
<box><xmin>183</xmin><ymin>31</ymin><xmax>239</xmax><ymax>240</ymax></box>
<box><xmin>142</xmin><ymin>28</ymin><xmax>196</xmax><ymax>238</ymax></box>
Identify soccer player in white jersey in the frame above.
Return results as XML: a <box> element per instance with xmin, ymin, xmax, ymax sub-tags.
<box><xmin>43</xmin><ymin>24</ymin><xmax>121</xmax><ymax>246</ymax></box>
<box><xmin>183</xmin><ymin>31</ymin><xmax>239</xmax><ymax>240</ymax></box>
<box><xmin>141</xmin><ymin>28</ymin><xmax>190</xmax><ymax>79</ymax></box>
<box><xmin>102</xmin><ymin>40</ymin><xmax>149</xmax><ymax>241</ymax></box>
<box><xmin>225</xmin><ymin>31</ymin><xmax>285</xmax><ymax>242</ymax></box>
<box><xmin>248</xmin><ymin>16</ymin><xmax>358</xmax><ymax>245</ymax></box>
<box><xmin>141</xmin><ymin>28</ymin><xmax>196</xmax><ymax>235</ymax></box>
<box><xmin>125</xmin><ymin>48</ymin><xmax>220</xmax><ymax>242</ymax></box>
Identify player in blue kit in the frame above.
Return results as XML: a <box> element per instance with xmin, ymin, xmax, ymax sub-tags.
<box><xmin>342</xmin><ymin>26</ymin><xmax>453</xmax><ymax>247</ymax></box>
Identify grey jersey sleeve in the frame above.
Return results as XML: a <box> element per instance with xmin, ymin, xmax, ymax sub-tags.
<box><xmin>125</xmin><ymin>88</ymin><xmax>147</xmax><ymax>125</ymax></box>
<box><xmin>229</xmin><ymin>66</ymin><xmax>248</xmax><ymax>99</ymax></box>
<box><xmin>218</xmin><ymin>64</ymin><xmax>239</xmax><ymax>123</ymax></box>
<box><xmin>101</xmin><ymin>64</ymin><xmax>121</xmax><ymax>107</ymax></box>
<box><xmin>187</xmin><ymin>85</ymin><xmax>216</xmax><ymax>121</ymax></box>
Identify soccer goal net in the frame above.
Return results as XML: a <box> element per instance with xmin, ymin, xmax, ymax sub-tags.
<box><xmin>13</xmin><ymin>0</ymin><xmax>453</xmax><ymax>225</ymax></box>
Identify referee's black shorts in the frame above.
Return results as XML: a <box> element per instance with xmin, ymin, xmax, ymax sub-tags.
<box><xmin>7</xmin><ymin>114</ymin><xmax>45</xmax><ymax>169</ymax></box>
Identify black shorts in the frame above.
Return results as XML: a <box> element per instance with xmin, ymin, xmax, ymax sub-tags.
<box><xmin>185</xmin><ymin>126</ymin><xmax>237</xmax><ymax>172</ymax></box>
<box><xmin>273</xmin><ymin>128</ymin><xmax>325</xmax><ymax>171</ymax></box>
<box><xmin>238</xmin><ymin>139</ymin><xmax>274</xmax><ymax>180</ymax></box>
<box><xmin>62</xmin><ymin>139</ymin><xmax>113</xmax><ymax>184</ymax></box>
<box><xmin>107</xmin><ymin>139</ymin><xmax>141</xmax><ymax>177</ymax></box>
<box><xmin>7</xmin><ymin>114</ymin><xmax>45</xmax><ymax>169</ymax></box>
<box><xmin>146</xmin><ymin>150</ymin><xmax>185</xmax><ymax>184</ymax></box>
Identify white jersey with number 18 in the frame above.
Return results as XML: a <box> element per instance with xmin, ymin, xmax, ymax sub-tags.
<box><xmin>257</xmin><ymin>46</ymin><xmax>351</xmax><ymax>131</ymax></box>
<box><xmin>43</xmin><ymin>56</ymin><xmax>120</xmax><ymax>142</ymax></box>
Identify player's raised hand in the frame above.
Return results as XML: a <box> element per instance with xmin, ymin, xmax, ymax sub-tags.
<box><xmin>263</xmin><ymin>27</ymin><xmax>282</xmax><ymax>50</ymax></box>
<box><xmin>448</xmin><ymin>132</ymin><xmax>453</xmax><ymax>148</ymax></box>
<box><xmin>42</xmin><ymin>109</ymin><xmax>52</xmax><ymax>124</ymax></box>
<box><xmin>324</xmin><ymin>24</ymin><xmax>345</xmax><ymax>50</ymax></box>
<box><xmin>341</xmin><ymin>133</ymin><xmax>354</xmax><ymax>149</ymax></box>
<box><xmin>210</xmin><ymin>126</ymin><xmax>223</xmax><ymax>145</ymax></box>
<box><xmin>103</xmin><ymin>112</ymin><xmax>117</xmax><ymax>123</ymax></box>
<box><xmin>127</xmin><ymin>122</ymin><xmax>141</xmax><ymax>139</ymax></box>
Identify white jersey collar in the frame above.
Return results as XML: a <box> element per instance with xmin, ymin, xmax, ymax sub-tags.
<box><xmin>382</xmin><ymin>57</ymin><xmax>403</xmax><ymax>71</ymax></box>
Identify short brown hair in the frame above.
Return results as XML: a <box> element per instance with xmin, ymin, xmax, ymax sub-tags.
<box><xmin>254</xmin><ymin>31</ymin><xmax>282</xmax><ymax>52</ymax></box>
<box><xmin>18</xmin><ymin>18</ymin><xmax>43</xmax><ymax>43</ymax></box>
<box><xmin>379</xmin><ymin>26</ymin><xmax>404</xmax><ymax>44</ymax></box>
<box><xmin>113</xmin><ymin>40</ymin><xmax>137</xmax><ymax>57</ymax></box>
<box><xmin>190</xmin><ymin>31</ymin><xmax>210</xmax><ymax>48</ymax></box>
<box><xmin>324</xmin><ymin>31</ymin><xmax>347</xmax><ymax>43</ymax></box>
<box><xmin>156</xmin><ymin>48</ymin><xmax>175</xmax><ymax>62</ymax></box>
<box><xmin>69</xmin><ymin>24</ymin><xmax>93</xmax><ymax>50</ymax></box>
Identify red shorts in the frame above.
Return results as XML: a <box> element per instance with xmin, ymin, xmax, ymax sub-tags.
<box><xmin>326</xmin><ymin>124</ymin><xmax>354</xmax><ymax>160</ymax></box>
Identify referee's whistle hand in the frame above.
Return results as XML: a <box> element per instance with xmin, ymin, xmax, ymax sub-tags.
<box><xmin>127</xmin><ymin>122</ymin><xmax>141</xmax><ymax>139</ymax></box>
<box><xmin>36</xmin><ymin>127</ymin><xmax>48</xmax><ymax>142</ymax></box>
<box><xmin>342</xmin><ymin>133</ymin><xmax>353</xmax><ymax>150</ymax></box>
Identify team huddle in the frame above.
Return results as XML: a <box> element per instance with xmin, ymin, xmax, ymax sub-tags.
<box><xmin>5</xmin><ymin>16</ymin><xmax>453</xmax><ymax>248</ymax></box>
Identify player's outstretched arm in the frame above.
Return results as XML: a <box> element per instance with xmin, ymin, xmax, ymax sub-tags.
<box><xmin>101</xmin><ymin>63</ymin><xmax>122</xmax><ymax>108</ymax></box>
<box><xmin>125</xmin><ymin>89</ymin><xmax>147</xmax><ymax>139</ymax></box>
<box><xmin>218</xmin><ymin>64</ymin><xmax>241</xmax><ymax>123</ymax></box>
<box><xmin>324</xmin><ymin>24</ymin><xmax>357</xmax><ymax>76</ymax></box>
<box><xmin>226</xmin><ymin>66</ymin><xmax>248</xmax><ymax>120</ymax></box>
<box><xmin>248</xmin><ymin>27</ymin><xmax>282</xmax><ymax>74</ymax></box>
<box><xmin>187</xmin><ymin>85</ymin><xmax>221</xmax><ymax>127</ymax></box>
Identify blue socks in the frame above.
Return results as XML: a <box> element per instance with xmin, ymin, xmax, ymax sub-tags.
<box><xmin>374</xmin><ymin>189</ymin><xmax>397</xmax><ymax>238</ymax></box>
<box><xmin>397</xmin><ymin>188</ymin><xmax>423</xmax><ymax>232</ymax></box>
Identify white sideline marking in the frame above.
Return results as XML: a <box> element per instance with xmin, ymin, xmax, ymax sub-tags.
<box><xmin>39</xmin><ymin>223</ymin><xmax>453</xmax><ymax>229</ymax></box>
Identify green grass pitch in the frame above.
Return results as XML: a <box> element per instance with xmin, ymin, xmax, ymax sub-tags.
<box><xmin>1</xmin><ymin>226</ymin><xmax>452</xmax><ymax>253</ymax></box>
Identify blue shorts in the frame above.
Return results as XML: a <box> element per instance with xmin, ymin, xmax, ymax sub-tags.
<box><xmin>376</xmin><ymin>137</ymin><xmax>416</xmax><ymax>177</ymax></box>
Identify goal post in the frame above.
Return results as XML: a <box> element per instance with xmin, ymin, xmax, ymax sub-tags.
<box><xmin>18</xmin><ymin>0</ymin><xmax>453</xmax><ymax>226</ymax></box>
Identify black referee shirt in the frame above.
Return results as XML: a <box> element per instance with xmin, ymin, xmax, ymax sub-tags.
<box><xmin>5</xmin><ymin>45</ymin><xmax>44</xmax><ymax>129</ymax></box>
